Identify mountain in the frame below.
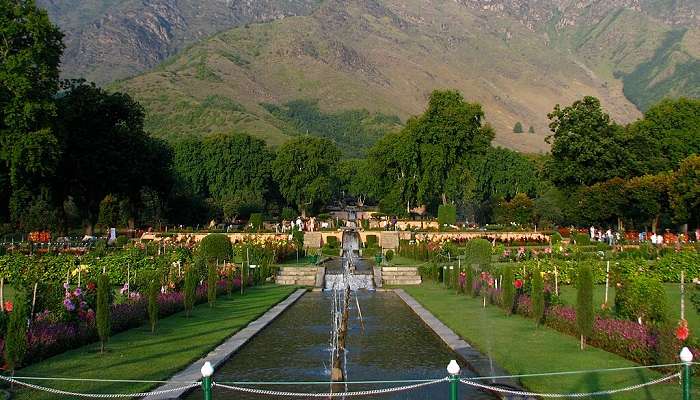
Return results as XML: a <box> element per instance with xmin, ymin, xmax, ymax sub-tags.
<box><xmin>37</xmin><ymin>0</ymin><xmax>322</xmax><ymax>84</ymax></box>
<box><xmin>40</xmin><ymin>0</ymin><xmax>700</xmax><ymax>154</ymax></box>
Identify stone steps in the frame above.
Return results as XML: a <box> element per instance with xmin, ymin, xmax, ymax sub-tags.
<box><xmin>276</xmin><ymin>267</ymin><xmax>321</xmax><ymax>286</ymax></box>
<box><xmin>382</xmin><ymin>266</ymin><xmax>421</xmax><ymax>286</ymax></box>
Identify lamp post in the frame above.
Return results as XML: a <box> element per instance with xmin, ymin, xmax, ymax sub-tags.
<box><xmin>681</xmin><ymin>347</ymin><xmax>693</xmax><ymax>400</ymax></box>
<box><xmin>447</xmin><ymin>360</ymin><xmax>460</xmax><ymax>400</ymax></box>
<box><xmin>201</xmin><ymin>361</ymin><xmax>214</xmax><ymax>400</ymax></box>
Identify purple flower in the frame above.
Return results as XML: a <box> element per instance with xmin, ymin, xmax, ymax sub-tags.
<box><xmin>63</xmin><ymin>282</ymin><xmax>69</xmax><ymax>290</ymax></box>
<box><xmin>63</xmin><ymin>298</ymin><xmax>75</xmax><ymax>311</ymax></box>
<box><xmin>74</xmin><ymin>288</ymin><xmax>82</xmax><ymax>297</ymax></box>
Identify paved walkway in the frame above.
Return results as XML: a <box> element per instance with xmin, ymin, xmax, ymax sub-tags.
<box><xmin>394</xmin><ymin>289</ymin><xmax>532</xmax><ymax>398</ymax></box>
<box><xmin>144</xmin><ymin>289</ymin><xmax>307</xmax><ymax>400</ymax></box>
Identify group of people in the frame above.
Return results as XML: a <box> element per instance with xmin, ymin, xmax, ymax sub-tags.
<box><xmin>589</xmin><ymin>226</ymin><xmax>620</xmax><ymax>245</ymax></box>
<box><xmin>276</xmin><ymin>217</ymin><xmax>332</xmax><ymax>233</ymax></box>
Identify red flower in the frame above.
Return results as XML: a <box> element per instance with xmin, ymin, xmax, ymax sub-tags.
<box><xmin>676</xmin><ymin>320</ymin><xmax>690</xmax><ymax>341</ymax></box>
<box><xmin>3</xmin><ymin>301</ymin><xmax>12</xmax><ymax>312</ymax></box>
<box><xmin>514</xmin><ymin>279</ymin><xmax>523</xmax><ymax>289</ymax></box>
<box><xmin>87</xmin><ymin>282</ymin><xmax>96</xmax><ymax>291</ymax></box>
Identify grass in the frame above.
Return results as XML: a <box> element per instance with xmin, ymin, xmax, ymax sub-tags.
<box><xmin>10</xmin><ymin>285</ymin><xmax>298</xmax><ymax>400</ymax></box>
<box><xmin>405</xmin><ymin>282</ymin><xmax>697</xmax><ymax>399</ymax></box>
<box><xmin>558</xmin><ymin>284</ymin><xmax>700</xmax><ymax>333</ymax></box>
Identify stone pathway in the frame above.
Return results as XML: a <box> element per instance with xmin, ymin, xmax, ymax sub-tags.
<box><xmin>394</xmin><ymin>289</ymin><xmax>533</xmax><ymax>399</ymax></box>
<box><xmin>144</xmin><ymin>289</ymin><xmax>307</xmax><ymax>400</ymax></box>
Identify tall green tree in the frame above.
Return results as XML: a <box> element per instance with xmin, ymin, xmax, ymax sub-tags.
<box><xmin>0</xmin><ymin>0</ymin><xmax>64</xmax><ymax>226</ymax></box>
<box><xmin>513</xmin><ymin>122</ymin><xmax>523</xmax><ymax>133</ymax></box>
<box><xmin>410</xmin><ymin>90</ymin><xmax>494</xmax><ymax>206</ymax></box>
<box><xmin>338</xmin><ymin>159</ymin><xmax>380</xmax><ymax>207</ymax></box>
<box><xmin>531</xmin><ymin>268</ymin><xmax>545</xmax><ymax>325</ymax></box>
<box><xmin>96</xmin><ymin>273</ymin><xmax>110</xmax><ymax>353</ymax></box>
<box><xmin>53</xmin><ymin>81</ymin><xmax>172</xmax><ymax>233</ymax></box>
<box><xmin>669</xmin><ymin>155</ymin><xmax>700</xmax><ymax>227</ymax></box>
<box><xmin>501</xmin><ymin>265</ymin><xmax>515</xmax><ymax>315</ymax></box>
<box><xmin>147</xmin><ymin>277</ymin><xmax>159</xmax><ymax>333</ymax></box>
<box><xmin>3</xmin><ymin>289</ymin><xmax>27</xmax><ymax>372</ymax></box>
<box><xmin>272</xmin><ymin>136</ymin><xmax>341</xmax><ymax>217</ymax></box>
<box><xmin>546</xmin><ymin>97</ymin><xmax>633</xmax><ymax>188</ymax></box>
<box><xmin>184</xmin><ymin>264</ymin><xmax>197</xmax><ymax>317</ymax></box>
<box><xmin>624</xmin><ymin>173</ymin><xmax>671</xmax><ymax>232</ymax></box>
<box><xmin>576</xmin><ymin>264</ymin><xmax>594</xmax><ymax>350</ymax></box>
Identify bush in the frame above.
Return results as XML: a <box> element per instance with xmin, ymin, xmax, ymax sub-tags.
<box><xmin>281</xmin><ymin>207</ymin><xmax>296</xmax><ymax>221</ymax></box>
<box><xmin>366</xmin><ymin>235</ymin><xmax>378</xmax><ymax>248</ymax></box>
<box><xmin>198</xmin><ymin>233</ymin><xmax>233</xmax><ymax>262</ymax></box>
<box><xmin>572</xmin><ymin>233</ymin><xmax>591</xmax><ymax>246</ymax></box>
<box><xmin>551</xmin><ymin>232</ymin><xmax>563</xmax><ymax>244</ymax></box>
<box><xmin>615</xmin><ymin>275</ymin><xmax>667</xmax><ymax>325</ymax></box>
<box><xmin>655</xmin><ymin>250</ymin><xmax>700</xmax><ymax>282</ymax></box>
<box><xmin>438</xmin><ymin>204</ymin><xmax>457</xmax><ymax>226</ymax></box>
<box><xmin>326</xmin><ymin>236</ymin><xmax>339</xmax><ymax>248</ymax></box>
<box><xmin>576</xmin><ymin>264</ymin><xmax>594</xmax><ymax>349</ymax></box>
<box><xmin>385</xmin><ymin>250</ymin><xmax>394</xmax><ymax>262</ymax></box>
<box><xmin>249</xmin><ymin>213</ymin><xmax>263</xmax><ymax>230</ymax></box>
<box><xmin>115</xmin><ymin>235</ymin><xmax>129</xmax><ymax>247</ymax></box>
<box><xmin>464</xmin><ymin>239</ymin><xmax>491</xmax><ymax>268</ymax></box>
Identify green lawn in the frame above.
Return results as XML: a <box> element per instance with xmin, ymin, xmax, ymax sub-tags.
<box><xmin>10</xmin><ymin>285</ymin><xmax>298</xmax><ymax>400</ymax></box>
<box><xmin>405</xmin><ymin>283</ymin><xmax>697</xmax><ymax>399</ymax></box>
<box><xmin>558</xmin><ymin>284</ymin><xmax>699</xmax><ymax>333</ymax></box>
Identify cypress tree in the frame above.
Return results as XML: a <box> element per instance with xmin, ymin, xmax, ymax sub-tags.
<box><xmin>147</xmin><ymin>278</ymin><xmax>159</xmax><ymax>333</ymax></box>
<box><xmin>501</xmin><ymin>265</ymin><xmax>515</xmax><ymax>315</ymax></box>
<box><xmin>184</xmin><ymin>265</ymin><xmax>196</xmax><ymax>317</ymax></box>
<box><xmin>513</xmin><ymin>122</ymin><xmax>523</xmax><ymax>133</ymax></box>
<box><xmin>4</xmin><ymin>290</ymin><xmax>28</xmax><ymax>373</ymax></box>
<box><xmin>466</xmin><ymin>266</ymin><xmax>474</xmax><ymax>297</ymax></box>
<box><xmin>207</xmin><ymin>263</ymin><xmax>217</xmax><ymax>307</ymax></box>
<box><xmin>96</xmin><ymin>273</ymin><xmax>111</xmax><ymax>353</ymax></box>
<box><xmin>576</xmin><ymin>264</ymin><xmax>594</xmax><ymax>350</ymax></box>
<box><xmin>531</xmin><ymin>268</ymin><xmax>545</xmax><ymax>325</ymax></box>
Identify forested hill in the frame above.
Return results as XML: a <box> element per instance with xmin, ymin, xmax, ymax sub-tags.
<box><xmin>42</xmin><ymin>0</ymin><xmax>700</xmax><ymax>153</ymax></box>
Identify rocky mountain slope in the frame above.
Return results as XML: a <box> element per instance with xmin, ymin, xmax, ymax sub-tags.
<box><xmin>41</xmin><ymin>0</ymin><xmax>699</xmax><ymax>153</ymax></box>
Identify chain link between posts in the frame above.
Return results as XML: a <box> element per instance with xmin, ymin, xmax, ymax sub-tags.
<box><xmin>460</xmin><ymin>372</ymin><xmax>681</xmax><ymax>398</ymax></box>
<box><xmin>212</xmin><ymin>377</ymin><xmax>448</xmax><ymax>397</ymax></box>
<box><xmin>0</xmin><ymin>374</ymin><xmax>201</xmax><ymax>398</ymax></box>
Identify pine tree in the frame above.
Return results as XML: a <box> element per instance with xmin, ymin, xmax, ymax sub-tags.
<box><xmin>528</xmin><ymin>126</ymin><xmax>535</xmax><ymax>134</ymax></box>
<box><xmin>576</xmin><ymin>264</ymin><xmax>594</xmax><ymax>349</ymax></box>
<box><xmin>513</xmin><ymin>122</ymin><xmax>524</xmax><ymax>133</ymax></box>
<box><xmin>96</xmin><ymin>273</ymin><xmax>111</xmax><ymax>353</ymax></box>
<box><xmin>531</xmin><ymin>268</ymin><xmax>545</xmax><ymax>325</ymax></box>
<box><xmin>207</xmin><ymin>263</ymin><xmax>217</xmax><ymax>307</ymax></box>
<box><xmin>466</xmin><ymin>266</ymin><xmax>474</xmax><ymax>297</ymax></box>
<box><xmin>4</xmin><ymin>290</ymin><xmax>28</xmax><ymax>373</ymax></box>
<box><xmin>184</xmin><ymin>265</ymin><xmax>197</xmax><ymax>317</ymax></box>
<box><xmin>147</xmin><ymin>278</ymin><xmax>159</xmax><ymax>333</ymax></box>
<box><xmin>502</xmin><ymin>265</ymin><xmax>515</xmax><ymax>315</ymax></box>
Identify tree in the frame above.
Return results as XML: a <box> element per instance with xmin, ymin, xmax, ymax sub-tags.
<box><xmin>546</xmin><ymin>97</ymin><xmax>634</xmax><ymax>187</ymax></box>
<box><xmin>528</xmin><ymin>126</ymin><xmax>535</xmax><ymax>134</ymax></box>
<box><xmin>437</xmin><ymin>204</ymin><xmax>457</xmax><ymax>226</ymax></box>
<box><xmin>97</xmin><ymin>194</ymin><xmax>119</xmax><ymax>228</ymax></box>
<box><xmin>184</xmin><ymin>264</ymin><xmax>197</xmax><ymax>317</ymax></box>
<box><xmin>624</xmin><ymin>173</ymin><xmax>671</xmax><ymax>232</ymax></box>
<box><xmin>52</xmin><ymin>81</ymin><xmax>172</xmax><ymax>233</ymax></box>
<box><xmin>410</xmin><ymin>90</ymin><xmax>494</xmax><ymax>206</ymax></box>
<box><xmin>626</xmin><ymin>98</ymin><xmax>700</xmax><ymax>172</ymax></box>
<box><xmin>571</xmin><ymin>178</ymin><xmax>627</xmax><ymax>229</ymax></box>
<box><xmin>669</xmin><ymin>155</ymin><xmax>700</xmax><ymax>227</ymax></box>
<box><xmin>531</xmin><ymin>268</ymin><xmax>545</xmax><ymax>325</ymax></box>
<box><xmin>147</xmin><ymin>277</ymin><xmax>159</xmax><ymax>333</ymax></box>
<box><xmin>0</xmin><ymin>0</ymin><xmax>64</xmax><ymax>226</ymax></box>
<box><xmin>272</xmin><ymin>136</ymin><xmax>341</xmax><ymax>217</ymax></box>
<box><xmin>338</xmin><ymin>159</ymin><xmax>380</xmax><ymax>207</ymax></box>
<box><xmin>4</xmin><ymin>289</ymin><xmax>27</xmax><ymax>373</ymax></box>
<box><xmin>501</xmin><ymin>265</ymin><xmax>515</xmax><ymax>315</ymax></box>
<box><xmin>576</xmin><ymin>264</ymin><xmax>594</xmax><ymax>350</ymax></box>
<box><xmin>96</xmin><ymin>273</ymin><xmax>110</xmax><ymax>353</ymax></box>
<box><xmin>207</xmin><ymin>263</ymin><xmax>217</xmax><ymax>307</ymax></box>
<box><xmin>513</xmin><ymin>122</ymin><xmax>523</xmax><ymax>133</ymax></box>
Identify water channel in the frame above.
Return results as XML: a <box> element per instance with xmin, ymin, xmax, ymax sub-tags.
<box><xmin>183</xmin><ymin>291</ymin><xmax>495</xmax><ymax>399</ymax></box>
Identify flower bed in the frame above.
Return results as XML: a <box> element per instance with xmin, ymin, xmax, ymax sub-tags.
<box><xmin>0</xmin><ymin>280</ymin><xmax>234</xmax><ymax>369</ymax></box>
<box><xmin>512</xmin><ymin>294</ymin><xmax>690</xmax><ymax>366</ymax></box>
